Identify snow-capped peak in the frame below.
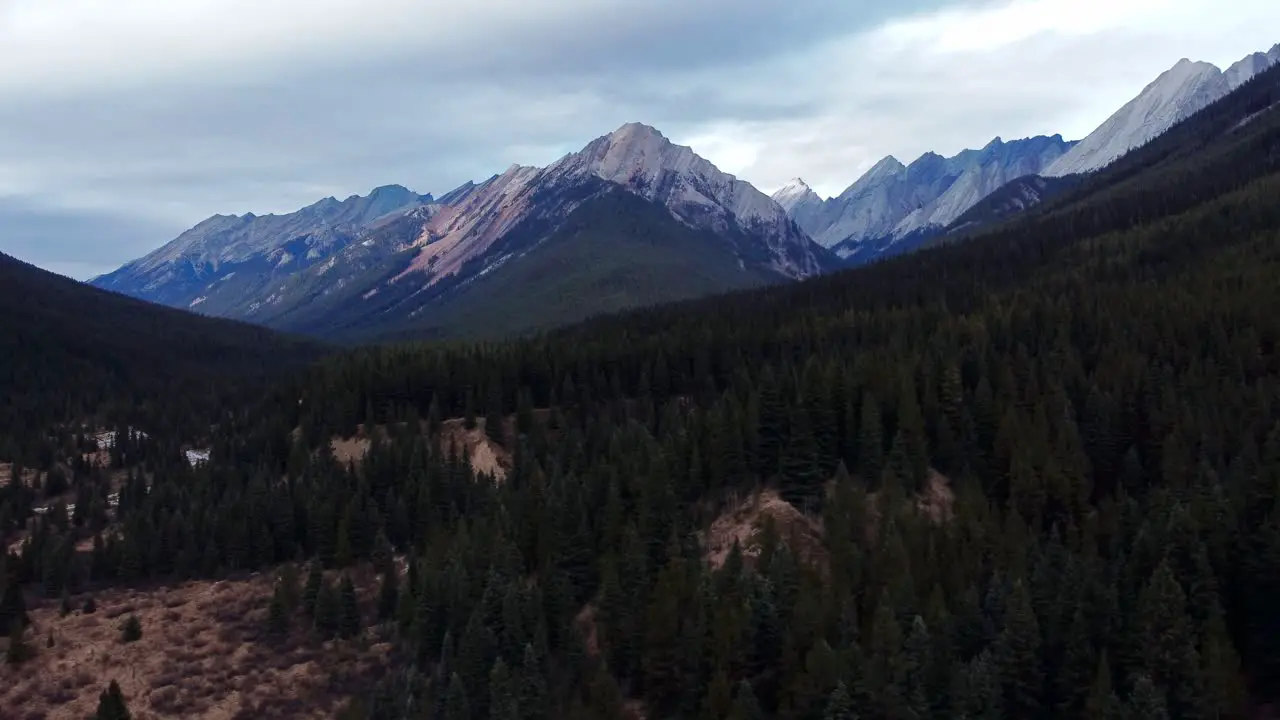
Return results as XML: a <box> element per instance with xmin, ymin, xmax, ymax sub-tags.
<box><xmin>772</xmin><ymin>177</ymin><xmax>819</xmax><ymax>206</ymax></box>
<box><xmin>771</xmin><ymin>178</ymin><xmax>825</xmax><ymax>225</ymax></box>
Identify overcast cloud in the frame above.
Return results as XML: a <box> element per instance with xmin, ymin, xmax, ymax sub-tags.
<box><xmin>1</xmin><ymin>0</ymin><xmax>1278</xmax><ymax>279</ymax></box>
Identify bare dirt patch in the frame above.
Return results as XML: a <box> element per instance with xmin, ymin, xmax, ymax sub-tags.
<box><xmin>0</xmin><ymin>570</ymin><xmax>393</xmax><ymax>720</ymax></box>
<box><xmin>702</xmin><ymin>489</ymin><xmax>827</xmax><ymax>571</ymax></box>
<box><xmin>915</xmin><ymin>470</ymin><xmax>955</xmax><ymax>524</ymax></box>
<box><xmin>330</xmin><ymin>434</ymin><xmax>372</xmax><ymax>466</ymax></box>
<box><xmin>439</xmin><ymin>419</ymin><xmax>509</xmax><ymax>482</ymax></box>
<box><xmin>0</xmin><ymin>462</ymin><xmax>39</xmax><ymax>488</ymax></box>
<box><xmin>328</xmin><ymin>418</ymin><xmax>511</xmax><ymax>483</ymax></box>
<box><xmin>574</xmin><ymin>603</ymin><xmax>600</xmax><ymax>659</ymax></box>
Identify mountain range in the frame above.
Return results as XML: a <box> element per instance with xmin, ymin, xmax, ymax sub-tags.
<box><xmin>772</xmin><ymin>134</ymin><xmax>1075</xmax><ymax>261</ymax></box>
<box><xmin>92</xmin><ymin>41</ymin><xmax>1280</xmax><ymax>341</ymax></box>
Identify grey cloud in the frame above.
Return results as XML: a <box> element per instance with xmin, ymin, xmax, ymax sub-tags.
<box><xmin>1</xmin><ymin>0</ymin><xmax>1276</xmax><ymax>278</ymax></box>
<box><xmin>0</xmin><ymin>198</ymin><xmax>180</xmax><ymax>279</ymax></box>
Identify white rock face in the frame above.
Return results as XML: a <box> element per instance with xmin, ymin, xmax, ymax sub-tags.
<box><xmin>1046</xmin><ymin>44</ymin><xmax>1280</xmax><ymax>177</ymax></box>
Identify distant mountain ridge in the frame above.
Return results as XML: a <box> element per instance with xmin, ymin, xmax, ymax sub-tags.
<box><xmin>1045</xmin><ymin>43</ymin><xmax>1280</xmax><ymax>177</ymax></box>
<box><xmin>774</xmin><ymin>134</ymin><xmax>1074</xmax><ymax>261</ymax></box>
<box><xmin>93</xmin><ymin>41</ymin><xmax>1280</xmax><ymax>334</ymax></box>
<box><xmin>92</xmin><ymin>184</ymin><xmax>434</xmax><ymax>311</ymax></box>
<box><xmin>93</xmin><ymin>123</ymin><xmax>836</xmax><ymax>341</ymax></box>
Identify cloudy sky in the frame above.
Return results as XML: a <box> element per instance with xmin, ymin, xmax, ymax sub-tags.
<box><xmin>2</xmin><ymin>0</ymin><xmax>1278</xmax><ymax>279</ymax></box>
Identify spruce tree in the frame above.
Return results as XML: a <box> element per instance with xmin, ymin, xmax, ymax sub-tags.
<box><xmin>779</xmin><ymin>405</ymin><xmax>823</xmax><ymax>509</ymax></box>
<box><xmin>994</xmin><ymin>581</ymin><xmax>1042</xmax><ymax>719</ymax></box>
<box><xmin>702</xmin><ymin>668</ymin><xmax>734</xmax><ymax>720</ymax></box>
<box><xmin>728</xmin><ymin>680</ymin><xmax>764</xmax><ymax>720</ymax></box>
<box><xmin>267</xmin><ymin>583</ymin><xmax>289</xmax><ymax>636</ymax></box>
<box><xmin>378</xmin><ymin>566</ymin><xmax>399</xmax><ymax>621</ymax></box>
<box><xmin>1084</xmin><ymin>652</ymin><xmax>1120</xmax><ymax>720</ymax></box>
<box><xmin>444</xmin><ymin>672</ymin><xmax>471</xmax><ymax>720</ymax></box>
<box><xmin>1126</xmin><ymin>674</ymin><xmax>1170</xmax><ymax>720</ymax></box>
<box><xmin>94</xmin><ymin>680</ymin><xmax>131</xmax><ymax>720</ymax></box>
<box><xmin>825</xmin><ymin>681</ymin><xmax>857</xmax><ymax>720</ymax></box>
<box><xmin>5</xmin><ymin>620</ymin><xmax>31</xmax><ymax>665</ymax></box>
<box><xmin>519</xmin><ymin>643</ymin><xmax>548</xmax><ymax>720</ymax></box>
<box><xmin>490</xmin><ymin>657</ymin><xmax>517</xmax><ymax>720</ymax></box>
<box><xmin>303</xmin><ymin>560</ymin><xmax>323</xmax><ymax>616</ymax></box>
<box><xmin>314</xmin><ymin>582</ymin><xmax>341</xmax><ymax>638</ymax></box>
<box><xmin>339</xmin><ymin>574</ymin><xmax>361</xmax><ymax>639</ymax></box>
<box><xmin>119</xmin><ymin>615</ymin><xmax>142</xmax><ymax>643</ymax></box>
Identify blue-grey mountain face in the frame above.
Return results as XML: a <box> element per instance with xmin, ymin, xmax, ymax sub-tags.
<box><xmin>774</xmin><ymin>135</ymin><xmax>1076</xmax><ymax>262</ymax></box>
<box><xmin>91</xmin><ymin>185</ymin><xmax>433</xmax><ymax>315</ymax></box>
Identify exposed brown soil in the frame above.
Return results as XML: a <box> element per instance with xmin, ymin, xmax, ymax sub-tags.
<box><xmin>0</xmin><ymin>569</ymin><xmax>393</xmax><ymax>720</ymax></box>
<box><xmin>915</xmin><ymin>470</ymin><xmax>955</xmax><ymax>524</ymax></box>
<box><xmin>574</xmin><ymin>603</ymin><xmax>600</xmax><ymax>658</ymax></box>
<box><xmin>0</xmin><ymin>463</ymin><xmax>39</xmax><ymax>488</ymax></box>
<box><xmin>439</xmin><ymin>419</ymin><xmax>509</xmax><ymax>482</ymax></box>
<box><xmin>328</xmin><ymin>417</ymin><xmax>511</xmax><ymax>483</ymax></box>
<box><xmin>702</xmin><ymin>489</ymin><xmax>827</xmax><ymax>571</ymax></box>
<box><xmin>329</xmin><ymin>434</ymin><xmax>372</xmax><ymax>466</ymax></box>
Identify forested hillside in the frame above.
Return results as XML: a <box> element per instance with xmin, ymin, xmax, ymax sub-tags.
<box><xmin>4</xmin><ymin>62</ymin><xmax>1280</xmax><ymax>720</ymax></box>
<box><xmin>5</xmin><ymin>69</ymin><xmax>1280</xmax><ymax>720</ymax></box>
<box><xmin>0</xmin><ymin>250</ymin><xmax>321</xmax><ymax>465</ymax></box>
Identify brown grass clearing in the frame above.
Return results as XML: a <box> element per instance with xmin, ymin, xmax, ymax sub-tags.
<box><xmin>0</xmin><ymin>568</ymin><xmax>394</xmax><ymax>720</ymax></box>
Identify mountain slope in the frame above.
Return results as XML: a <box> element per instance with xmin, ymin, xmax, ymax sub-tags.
<box><xmin>96</xmin><ymin>123</ymin><xmax>836</xmax><ymax>342</ymax></box>
<box><xmin>787</xmin><ymin>135</ymin><xmax>1073</xmax><ymax>261</ymax></box>
<box><xmin>361</xmin><ymin>188</ymin><xmax>785</xmax><ymax>342</ymax></box>
<box><xmin>1046</xmin><ymin>44</ymin><xmax>1280</xmax><ymax>177</ymax></box>
<box><xmin>91</xmin><ymin>184</ymin><xmax>433</xmax><ymax>313</ymax></box>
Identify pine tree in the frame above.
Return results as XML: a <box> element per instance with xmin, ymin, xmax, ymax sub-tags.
<box><xmin>825</xmin><ymin>681</ymin><xmax>857</xmax><ymax>720</ymax></box>
<box><xmin>119</xmin><ymin>615</ymin><xmax>142</xmax><ymax>643</ymax></box>
<box><xmin>5</xmin><ymin>620</ymin><xmax>31</xmax><ymax>664</ymax></box>
<box><xmin>1138</xmin><ymin>558</ymin><xmax>1200</xmax><ymax>716</ymax></box>
<box><xmin>779</xmin><ymin>404</ymin><xmax>824</xmax><ymax>509</ymax></box>
<box><xmin>994</xmin><ymin>581</ymin><xmax>1042</xmax><ymax>719</ymax></box>
<box><xmin>519</xmin><ymin>643</ymin><xmax>548</xmax><ymax>720</ymax></box>
<box><xmin>1084</xmin><ymin>652</ymin><xmax>1120</xmax><ymax>720</ymax></box>
<box><xmin>278</xmin><ymin>562</ymin><xmax>302</xmax><ymax>612</ymax></box>
<box><xmin>339</xmin><ymin>574</ymin><xmax>361</xmax><ymax>639</ymax></box>
<box><xmin>314</xmin><ymin>582</ymin><xmax>341</xmax><ymax>638</ymax></box>
<box><xmin>94</xmin><ymin>680</ymin><xmax>131</xmax><ymax>720</ymax></box>
<box><xmin>702</xmin><ymin>667</ymin><xmax>734</xmax><ymax>720</ymax></box>
<box><xmin>444</xmin><ymin>671</ymin><xmax>471</xmax><ymax>720</ymax></box>
<box><xmin>1126</xmin><ymin>674</ymin><xmax>1170</xmax><ymax>720</ymax></box>
<box><xmin>378</xmin><ymin>566</ymin><xmax>399</xmax><ymax>621</ymax></box>
<box><xmin>490</xmin><ymin>657</ymin><xmax>518</xmax><ymax>720</ymax></box>
<box><xmin>858</xmin><ymin>394</ymin><xmax>884</xmax><ymax>487</ymax></box>
<box><xmin>728</xmin><ymin>680</ymin><xmax>764</xmax><ymax>720</ymax></box>
<box><xmin>303</xmin><ymin>560</ymin><xmax>323</xmax><ymax>616</ymax></box>
<box><xmin>267</xmin><ymin>583</ymin><xmax>289</xmax><ymax>636</ymax></box>
<box><xmin>0</xmin><ymin>566</ymin><xmax>27</xmax><ymax>635</ymax></box>
<box><xmin>486</xmin><ymin>390</ymin><xmax>505</xmax><ymax>446</ymax></box>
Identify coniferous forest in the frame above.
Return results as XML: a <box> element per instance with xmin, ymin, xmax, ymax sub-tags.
<box><xmin>3</xmin><ymin>63</ymin><xmax>1280</xmax><ymax>720</ymax></box>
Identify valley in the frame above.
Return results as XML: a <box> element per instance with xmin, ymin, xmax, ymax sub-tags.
<box><xmin>2</xmin><ymin>23</ymin><xmax>1280</xmax><ymax>720</ymax></box>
